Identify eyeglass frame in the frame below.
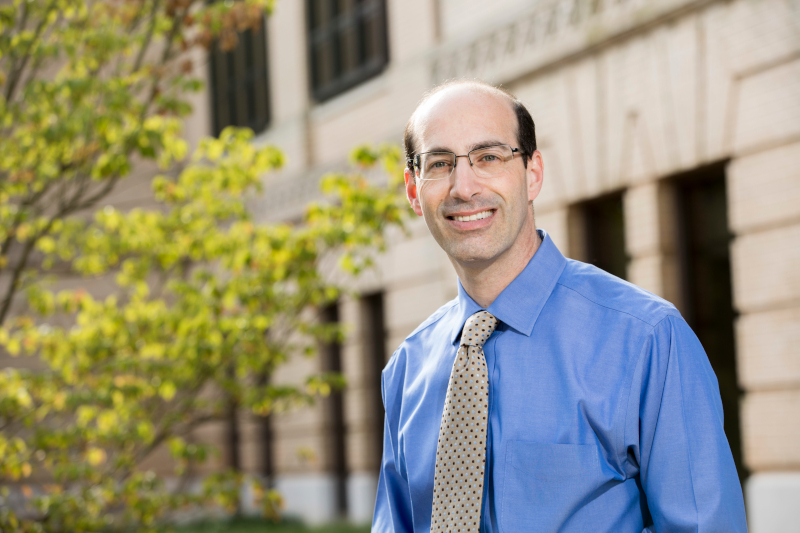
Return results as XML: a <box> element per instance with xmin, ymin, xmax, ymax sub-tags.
<box><xmin>406</xmin><ymin>144</ymin><xmax>524</xmax><ymax>181</ymax></box>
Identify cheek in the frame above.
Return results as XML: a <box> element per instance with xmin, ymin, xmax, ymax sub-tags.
<box><xmin>419</xmin><ymin>186</ymin><xmax>444</xmax><ymax>215</ymax></box>
<box><xmin>493</xmin><ymin>181</ymin><xmax>528</xmax><ymax>223</ymax></box>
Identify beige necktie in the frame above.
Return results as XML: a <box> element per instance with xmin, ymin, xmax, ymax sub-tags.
<box><xmin>431</xmin><ymin>310</ymin><xmax>499</xmax><ymax>532</ymax></box>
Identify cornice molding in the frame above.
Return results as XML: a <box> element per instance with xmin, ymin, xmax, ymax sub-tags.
<box><xmin>430</xmin><ymin>0</ymin><xmax>720</xmax><ymax>85</ymax></box>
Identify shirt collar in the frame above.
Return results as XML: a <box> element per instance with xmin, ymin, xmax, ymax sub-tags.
<box><xmin>451</xmin><ymin>229</ymin><xmax>567</xmax><ymax>345</ymax></box>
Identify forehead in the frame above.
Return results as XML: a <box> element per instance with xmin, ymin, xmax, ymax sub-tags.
<box><xmin>414</xmin><ymin>86</ymin><xmax>517</xmax><ymax>152</ymax></box>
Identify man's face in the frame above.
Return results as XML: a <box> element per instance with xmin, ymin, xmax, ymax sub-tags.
<box><xmin>405</xmin><ymin>87</ymin><xmax>544</xmax><ymax>270</ymax></box>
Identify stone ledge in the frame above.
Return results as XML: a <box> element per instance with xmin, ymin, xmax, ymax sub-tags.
<box><xmin>745</xmin><ymin>472</ymin><xmax>800</xmax><ymax>533</ymax></box>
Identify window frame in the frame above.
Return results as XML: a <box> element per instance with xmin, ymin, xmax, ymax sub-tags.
<box><xmin>306</xmin><ymin>0</ymin><xmax>390</xmax><ymax>102</ymax></box>
<box><xmin>208</xmin><ymin>18</ymin><xmax>271</xmax><ymax>137</ymax></box>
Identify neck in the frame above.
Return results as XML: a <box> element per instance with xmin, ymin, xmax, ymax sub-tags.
<box><xmin>454</xmin><ymin>228</ymin><xmax>542</xmax><ymax>308</ymax></box>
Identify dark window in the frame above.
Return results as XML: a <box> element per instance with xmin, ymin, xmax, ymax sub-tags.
<box><xmin>361</xmin><ymin>292</ymin><xmax>387</xmax><ymax>471</ymax></box>
<box><xmin>571</xmin><ymin>192</ymin><xmax>628</xmax><ymax>280</ymax></box>
<box><xmin>224</xmin><ymin>363</ymin><xmax>242</xmax><ymax>511</ymax></box>
<box><xmin>226</xmin><ymin>397</ymin><xmax>241</xmax><ymax>471</ymax></box>
<box><xmin>673</xmin><ymin>162</ymin><xmax>745</xmax><ymax>484</ymax></box>
<box><xmin>321</xmin><ymin>303</ymin><xmax>347</xmax><ymax>517</ymax></box>
<box><xmin>307</xmin><ymin>0</ymin><xmax>389</xmax><ymax>102</ymax></box>
<box><xmin>258</xmin><ymin>373</ymin><xmax>275</xmax><ymax>487</ymax></box>
<box><xmin>209</xmin><ymin>22</ymin><xmax>270</xmax><ymax>136</ymax></box>
<box><xmin>225</xmin><ymin>364</ymin><xmax>241</xmax><ymax>472</ymax></box>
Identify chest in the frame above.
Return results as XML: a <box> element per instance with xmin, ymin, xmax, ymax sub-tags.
<box><xmin>398</xmin><ymin>330</ymin><xmax>644</xmax><ymax>531</ymax></box>
<box><xmin>398</xmin><ymin>328</ymin><xmax>636</xmax><ymax>495</ymax></box>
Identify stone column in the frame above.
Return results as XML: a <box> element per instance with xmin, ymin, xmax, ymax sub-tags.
<box><xmin>536</xmin><ymin>207</ymin><xmax>570</xmax><ymax>256</ymax></box>
<box><xmin>623</xmin><ymin>182</ymin><xmax>682</xmax><ymax>307</ymax></box>
<box><xmin>340</xmin><ymin>295</ymin><xmax>381</xmax><ymax>524</ymax></box>
<box><xmin>728</xmin><ymin>142</ymin><xmax>800</xmax><ymax>531</ymax></box>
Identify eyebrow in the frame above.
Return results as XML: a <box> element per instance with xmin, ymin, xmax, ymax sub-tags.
<box><xmin>422</xmin><ymin>140</ymin><xmax>509</xmax><ymax>154</ymax></box>
<box><xmin>468</xmin><ymin>140</ymin><xmax>508</xmax><ymax>152</ymax></box>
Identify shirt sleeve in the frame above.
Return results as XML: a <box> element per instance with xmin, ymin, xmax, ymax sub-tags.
<box><xmin>626</xmin><ymin>314</ymin><xmax>747</xmax><ymax>532</ymax></box>
<box><xmin>372</xmin><ymin>368</ymin><xmax>414</xmax><ymax>532</ymax></box>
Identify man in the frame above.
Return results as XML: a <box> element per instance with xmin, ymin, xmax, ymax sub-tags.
<box><xmin>371</xmin><ymin>80</ymin><xmax>747</xmax><ymax>532</ymax></box>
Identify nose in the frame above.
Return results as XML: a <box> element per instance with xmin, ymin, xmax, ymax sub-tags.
<box><xmin>449</xmin><ymin>155</ymin><xmax>481</xmax><ymax>201</ymax></box>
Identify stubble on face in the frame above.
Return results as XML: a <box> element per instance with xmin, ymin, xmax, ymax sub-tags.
<box><xmin>419</xmin><ymin>179</ymin><xmax>525</xmax><ymax>266</ymax></box>
<box><xmin>413</xmin><ymin>86</ymin><xmax>536</xmax><ymax>272</ymax></box>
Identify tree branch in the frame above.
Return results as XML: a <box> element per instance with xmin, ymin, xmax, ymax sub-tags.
<box><xmin>0</xmin><ymin>180</ymin><xmax>56</xmax><ymax>258</ymax></box>
<box><xmin>141</xmin><ymin>5</ymin><xmax>187</xmax><ymax>118</ymax></box>
<box><xmin>132</xmin><ymin>0</ymin><xmax>162</xmax><ymax>74</ymax></box>
<box><xmin>73</xmin><ymin>175</ymin><xmax>122</xmax><ymax>212</ymax></box>
<box><xmin>0</xmin><ymin>168</ymin><xmax>112</xmax><ymax>326</ymax></box>
<box><xmin>1</xmin><ymin>1</ymin><xmax>30</xmax><ymax>87</ymax></box>
<box><xmin>0</xmin><ymin>3</ymin><xmax>196</xmax><ymax>322</ymax></box>
<box><xmin>18</xmin><ymin>9</ymin><xmax>63</xmax><ymax>93</ymax></box>
<box><xmin>0</xmin><ymin>235</ymin><xmax>40</xmax><ymax>325</ymax></box>
<box><xmin>123</xmin><ymin>403</ymin><xmax>220</xmax><ymax>484</ymax></box>
<box><xmin>4</xmin><ymin>1</ymin><xmax>58</xmax><ymax>102</ymax></box>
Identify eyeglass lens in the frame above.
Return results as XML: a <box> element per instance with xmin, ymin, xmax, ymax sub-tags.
<box><xmin>418</xmin><ymin>145</ymin><xmax>515</xmax><ymax>181</ymax></box>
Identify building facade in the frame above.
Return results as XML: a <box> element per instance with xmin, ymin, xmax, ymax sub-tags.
<box><xmin>193</xmin><ymin>0</ymin><xmax>800</xmax><ymax>529</ymax></box>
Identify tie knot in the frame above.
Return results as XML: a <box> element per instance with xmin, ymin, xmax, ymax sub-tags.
<box><xmin>460</xmin><ymin>311</ymin><xmax>498</xmax><ymax>347</ymax></box>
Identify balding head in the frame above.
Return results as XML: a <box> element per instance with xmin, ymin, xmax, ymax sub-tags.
<box><xmin>404</xmin><ymin>80</ymin><xmax>537</xmax><ymax>173</ymax></box>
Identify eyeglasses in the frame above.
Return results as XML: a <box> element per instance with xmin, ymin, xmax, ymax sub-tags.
<box><xmin>410</xmin><ymin>144</ymin><xmax>522</xmax><ymax>183</ymax></box>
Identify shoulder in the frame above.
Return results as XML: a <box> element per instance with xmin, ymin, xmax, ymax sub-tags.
<box><xmin>381</xmin><ymin>298</ymin><xmax>458</xmax><ymax>409</ymax></box>
<box><xmin>408</xmin><ymin>297</ymin><xmax>459</xmax><ymax>341</ymax></box>
<box><xmin>556</xmin><ymin>259</ymin><xmax>682</xmax><ymax>328</ymax></box>
<box><xmin>383</xmin><ymin>297</ymin><xmax>458</xmax><ymax>375</ymax></box>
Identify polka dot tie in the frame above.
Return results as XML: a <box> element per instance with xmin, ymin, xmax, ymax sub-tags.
<box><xmin>431</xmin><ymin>310</ymin><xmax>498</xmax><ymax>532</ymax></box>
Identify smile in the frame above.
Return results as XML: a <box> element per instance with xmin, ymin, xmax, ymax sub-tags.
<box><xmin>449</xmin><ymin>210</ymin><xmax>494</xmax><ymax>222</ymax></box>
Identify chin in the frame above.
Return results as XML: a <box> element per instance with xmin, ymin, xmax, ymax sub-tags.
<box><xmin>428</xmin><ymin>222</ymin><xmax>509</xmax><ymax>266</ymax></box>
<box><xmin>446</xmin><ymin>242</ymin><xmax>504</xmax><ymax>266</ymax></box>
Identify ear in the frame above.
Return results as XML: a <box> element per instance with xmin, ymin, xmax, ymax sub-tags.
<box><xmin>405</xmin><ymin>168</ymin><xmax>424</xmax><ymax>216</ymax></box>
<box><xmin>526</xmin><ymin>150</ymin><xmax>544</xmax><ymax>203</ymax></box>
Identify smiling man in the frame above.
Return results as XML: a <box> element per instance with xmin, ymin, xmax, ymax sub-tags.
<box><xmin>371</xmin><ymin>80</ymin><xmax>747</xmax><ymax>532</ymax></box>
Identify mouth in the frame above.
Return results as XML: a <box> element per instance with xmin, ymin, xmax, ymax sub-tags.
<box><xmin>445</xmin><ymin>208</ymin><xmax>497</xmax><ymax>229</ymax></box>
<box><xmin>447</xmin><ymin>209</ymin><xmax>495</xmax><ymax>222</ymax></box>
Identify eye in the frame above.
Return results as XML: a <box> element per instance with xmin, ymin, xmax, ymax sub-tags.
<box><xmin>479</xmin><ymin>154</ymin><xmax>499</xmax><ymax>162</ymax></box>
<box><xmin>427</xmin><ymin>159</ymin><xmax>452</xmax><ymax>171</ymax></box>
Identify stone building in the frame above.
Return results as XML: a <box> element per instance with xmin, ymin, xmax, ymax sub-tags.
<box><xmin>190</xmin><ymin>0</ymin><xmax>800</xmax><ymax>530</ymax></box>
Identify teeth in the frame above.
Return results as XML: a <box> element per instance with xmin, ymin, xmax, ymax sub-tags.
<box><xmin>453</xmin><ymin>210</ymin><xmax>493</xmax><ymax>222</ymax></box>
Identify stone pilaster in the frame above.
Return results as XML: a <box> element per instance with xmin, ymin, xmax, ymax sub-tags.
<box><xmin>623</xmin><ymin>183</ymin><xmax>682</xmax><ymax>307</ymax></box>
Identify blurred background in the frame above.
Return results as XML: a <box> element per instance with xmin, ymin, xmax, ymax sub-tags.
<box><xmin>1</xmin><ymin>0</ymin><xmax>799</xmax><ymax>531</ymax></box>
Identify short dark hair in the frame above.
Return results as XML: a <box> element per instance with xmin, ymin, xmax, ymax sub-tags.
<box><xmin>404</xmin><ymin>79</ymin><xmax>537</xmax><ymax>174</ymax></box>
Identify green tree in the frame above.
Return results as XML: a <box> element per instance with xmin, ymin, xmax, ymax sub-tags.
<box><xmin>0</xmin><ymin>1</ymin><xmax>409</xmax><ymax>531</ymax></box>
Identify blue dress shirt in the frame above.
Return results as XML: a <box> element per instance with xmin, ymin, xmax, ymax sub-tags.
<box><xmin>372</xmin><ymin>230</ymin><xmax>747</xmax><ymax>532</ymax></box>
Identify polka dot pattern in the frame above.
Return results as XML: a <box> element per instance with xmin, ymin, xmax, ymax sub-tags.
<box><xmin>430</xmin><ymin>311</ymin><xmax>498</xmax><ymax>532</ymax></box>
